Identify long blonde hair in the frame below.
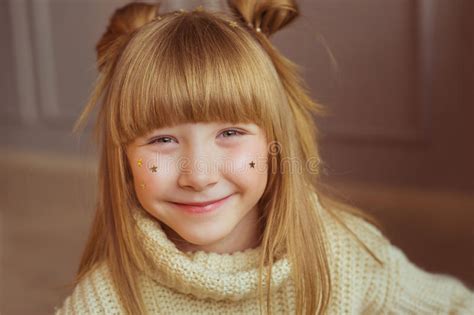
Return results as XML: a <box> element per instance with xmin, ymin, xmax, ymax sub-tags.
<box><xmin>71</xmin><ymin>1</ymin><xmax>386</xmax><ymax>314</ymax></box>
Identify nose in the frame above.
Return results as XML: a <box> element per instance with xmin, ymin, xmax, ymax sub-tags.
<box><xmin>177</xmin><ymin>147</ymin><xmax>219</xmax><ymax>192</ymax></box>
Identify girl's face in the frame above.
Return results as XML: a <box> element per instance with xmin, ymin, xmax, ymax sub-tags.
<box><xmin>126</xmin><ymin>122</ymin><xmax>269</xmax><ymax>254</ymax></box>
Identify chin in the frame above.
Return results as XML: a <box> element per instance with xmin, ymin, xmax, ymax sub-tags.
<box><xmin>174</xmin><ymin>222</ymin><xmax>231</xmax><ymax>248</ymax></box>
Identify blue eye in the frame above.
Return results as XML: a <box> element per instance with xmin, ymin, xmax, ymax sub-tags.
<box><xmin>148</xmin><ymin>136</ymin><xmax>175</xmax><ymax>145</ymax></box>
<box><xmin>220</xmin><ymin>129</ymin><xmax>244</xmax><ymax>138</ymax></box>
<box><xmin>148</xmin><ymin>129</ymin><xmax>244</xmax><ymax>145</ymax></box>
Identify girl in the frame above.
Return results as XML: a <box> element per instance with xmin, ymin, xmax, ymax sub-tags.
<box><xmin>55</xmin><ymin>1</ymin><xmax>474</xmax><ymax>314</ymax></box>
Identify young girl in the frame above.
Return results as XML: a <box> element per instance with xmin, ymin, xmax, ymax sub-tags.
<box><xmin>55</xmin><ymin>1</ymin><xmax>474</xmax><ymax>314</ymax></box>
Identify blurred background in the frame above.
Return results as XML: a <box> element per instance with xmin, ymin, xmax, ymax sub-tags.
<box><xmin>1</xmin><ymin>0</ymin><xmax>473</xmax><ymax>314</ymax></box>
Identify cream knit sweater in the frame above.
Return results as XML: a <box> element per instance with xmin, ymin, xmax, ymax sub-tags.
<box><xmin>54</xmin><ymin>194</ymin><xmax>474</xmax><ymax>314</ymax></box>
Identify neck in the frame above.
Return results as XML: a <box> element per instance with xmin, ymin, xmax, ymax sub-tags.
<box><xmin>161</xmin><ymin>206</ymin><xmax>263</xmax><ymax>254</ymax></box>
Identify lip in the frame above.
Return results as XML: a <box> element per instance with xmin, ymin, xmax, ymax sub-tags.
<box><xmin>171</xmin><ymin>194</ymin><xmax>233</xmax><ymax>214</ymax></box>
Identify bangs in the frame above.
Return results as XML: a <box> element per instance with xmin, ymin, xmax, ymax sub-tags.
<box><xmin>106</xmin><ymin>10</ymin><xmax>285</xmax><ymax>145</ymax></box>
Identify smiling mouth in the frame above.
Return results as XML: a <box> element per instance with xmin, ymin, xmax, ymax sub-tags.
<box><xmin>170</xmin><ymin>194</ymin><xmax>234</xmax><ymax>214</ymax></box>
<box><xmin>171</xmin><ymin>194</ymin><xmax>233</xmax><ymax>207</ymax></box>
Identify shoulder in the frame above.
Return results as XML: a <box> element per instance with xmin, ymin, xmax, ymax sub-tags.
<box><xmin>313</xmin><ymin>192</ymin><xmax>390</xmax><ymax>265</ymax></box>
<box><xmin>314</xmin><ymin>192</ymin><xmax>474</xmax><ymax>314</ymax></box>
<box><xmin>54</xmin><ymin>261</ymin><xmax>125</xmax><ymax>315</ymax></box>
<box><xmin>313</xmin><ymin>192</ymin><xmax>395</xmax><ymax>311</ymax></box>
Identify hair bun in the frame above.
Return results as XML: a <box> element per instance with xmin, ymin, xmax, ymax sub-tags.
<box><xmin>227</xmin><ymin>0</ymin><xmax>299</xmax><ymax>37</ymax></box>
<box><xmin>96</xmin><ymin>2</ymin><xmax>159</xmax><ymax>72</ymax></box>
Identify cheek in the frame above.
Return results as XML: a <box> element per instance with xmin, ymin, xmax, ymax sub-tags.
<box><xmin>129</xmin><ymin>153</ymin><xmax>176</xmax><ymax>201</ymax></box>
<box><xmin>221</xmin><ymin>141</ymin><xmax>269</xmax><ymax>191</ymax></box>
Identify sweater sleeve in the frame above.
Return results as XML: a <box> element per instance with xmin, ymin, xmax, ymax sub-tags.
<box><xmin>314</xmin><ymin>195</ymin><xmax>474</xmax><ymax>314</ymax></box>
<box><xmin>381</xmin><ymin>241</ymin><xmax>474</xmax><ymax>314</ymax></box>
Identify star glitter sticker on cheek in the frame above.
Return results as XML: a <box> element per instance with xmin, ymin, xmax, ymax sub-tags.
<box><xmin>137</xmin><ymin>158</ymin><xmax>143</xmax><ymax>168</ymax></box>
<box><xmin>149</xmin><ymin>164</ymin><xmax>158</xmax><ymax>173</ymax></box>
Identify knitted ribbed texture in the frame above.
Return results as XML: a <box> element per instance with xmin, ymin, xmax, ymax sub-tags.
<box><xmin>54</xmin><ymin>193</ymin><xmax>474</xmax><ymax>314</ymax></box>
<box><xmin>132</xmin><ymin>206</ymin><xmax>292</xmax><ymax>302</ymax></box>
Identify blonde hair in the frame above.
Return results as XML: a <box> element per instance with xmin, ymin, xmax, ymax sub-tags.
<box><xmin>70</xmin><ymin>1</ymin><xmax>386</xmax><ymax>314</ymax></box>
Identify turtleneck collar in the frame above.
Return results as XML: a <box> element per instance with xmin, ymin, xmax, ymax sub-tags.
<box><xmin>131</xmin><ymin>206</ymin><xmax>291</xmax><ymax>301</ymax></box>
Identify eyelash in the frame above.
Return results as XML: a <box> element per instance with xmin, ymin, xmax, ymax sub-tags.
<box><xmin>148</xmin><ymin>129</ymin><xmax>244</xmax><ymax>145</ymax></box>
